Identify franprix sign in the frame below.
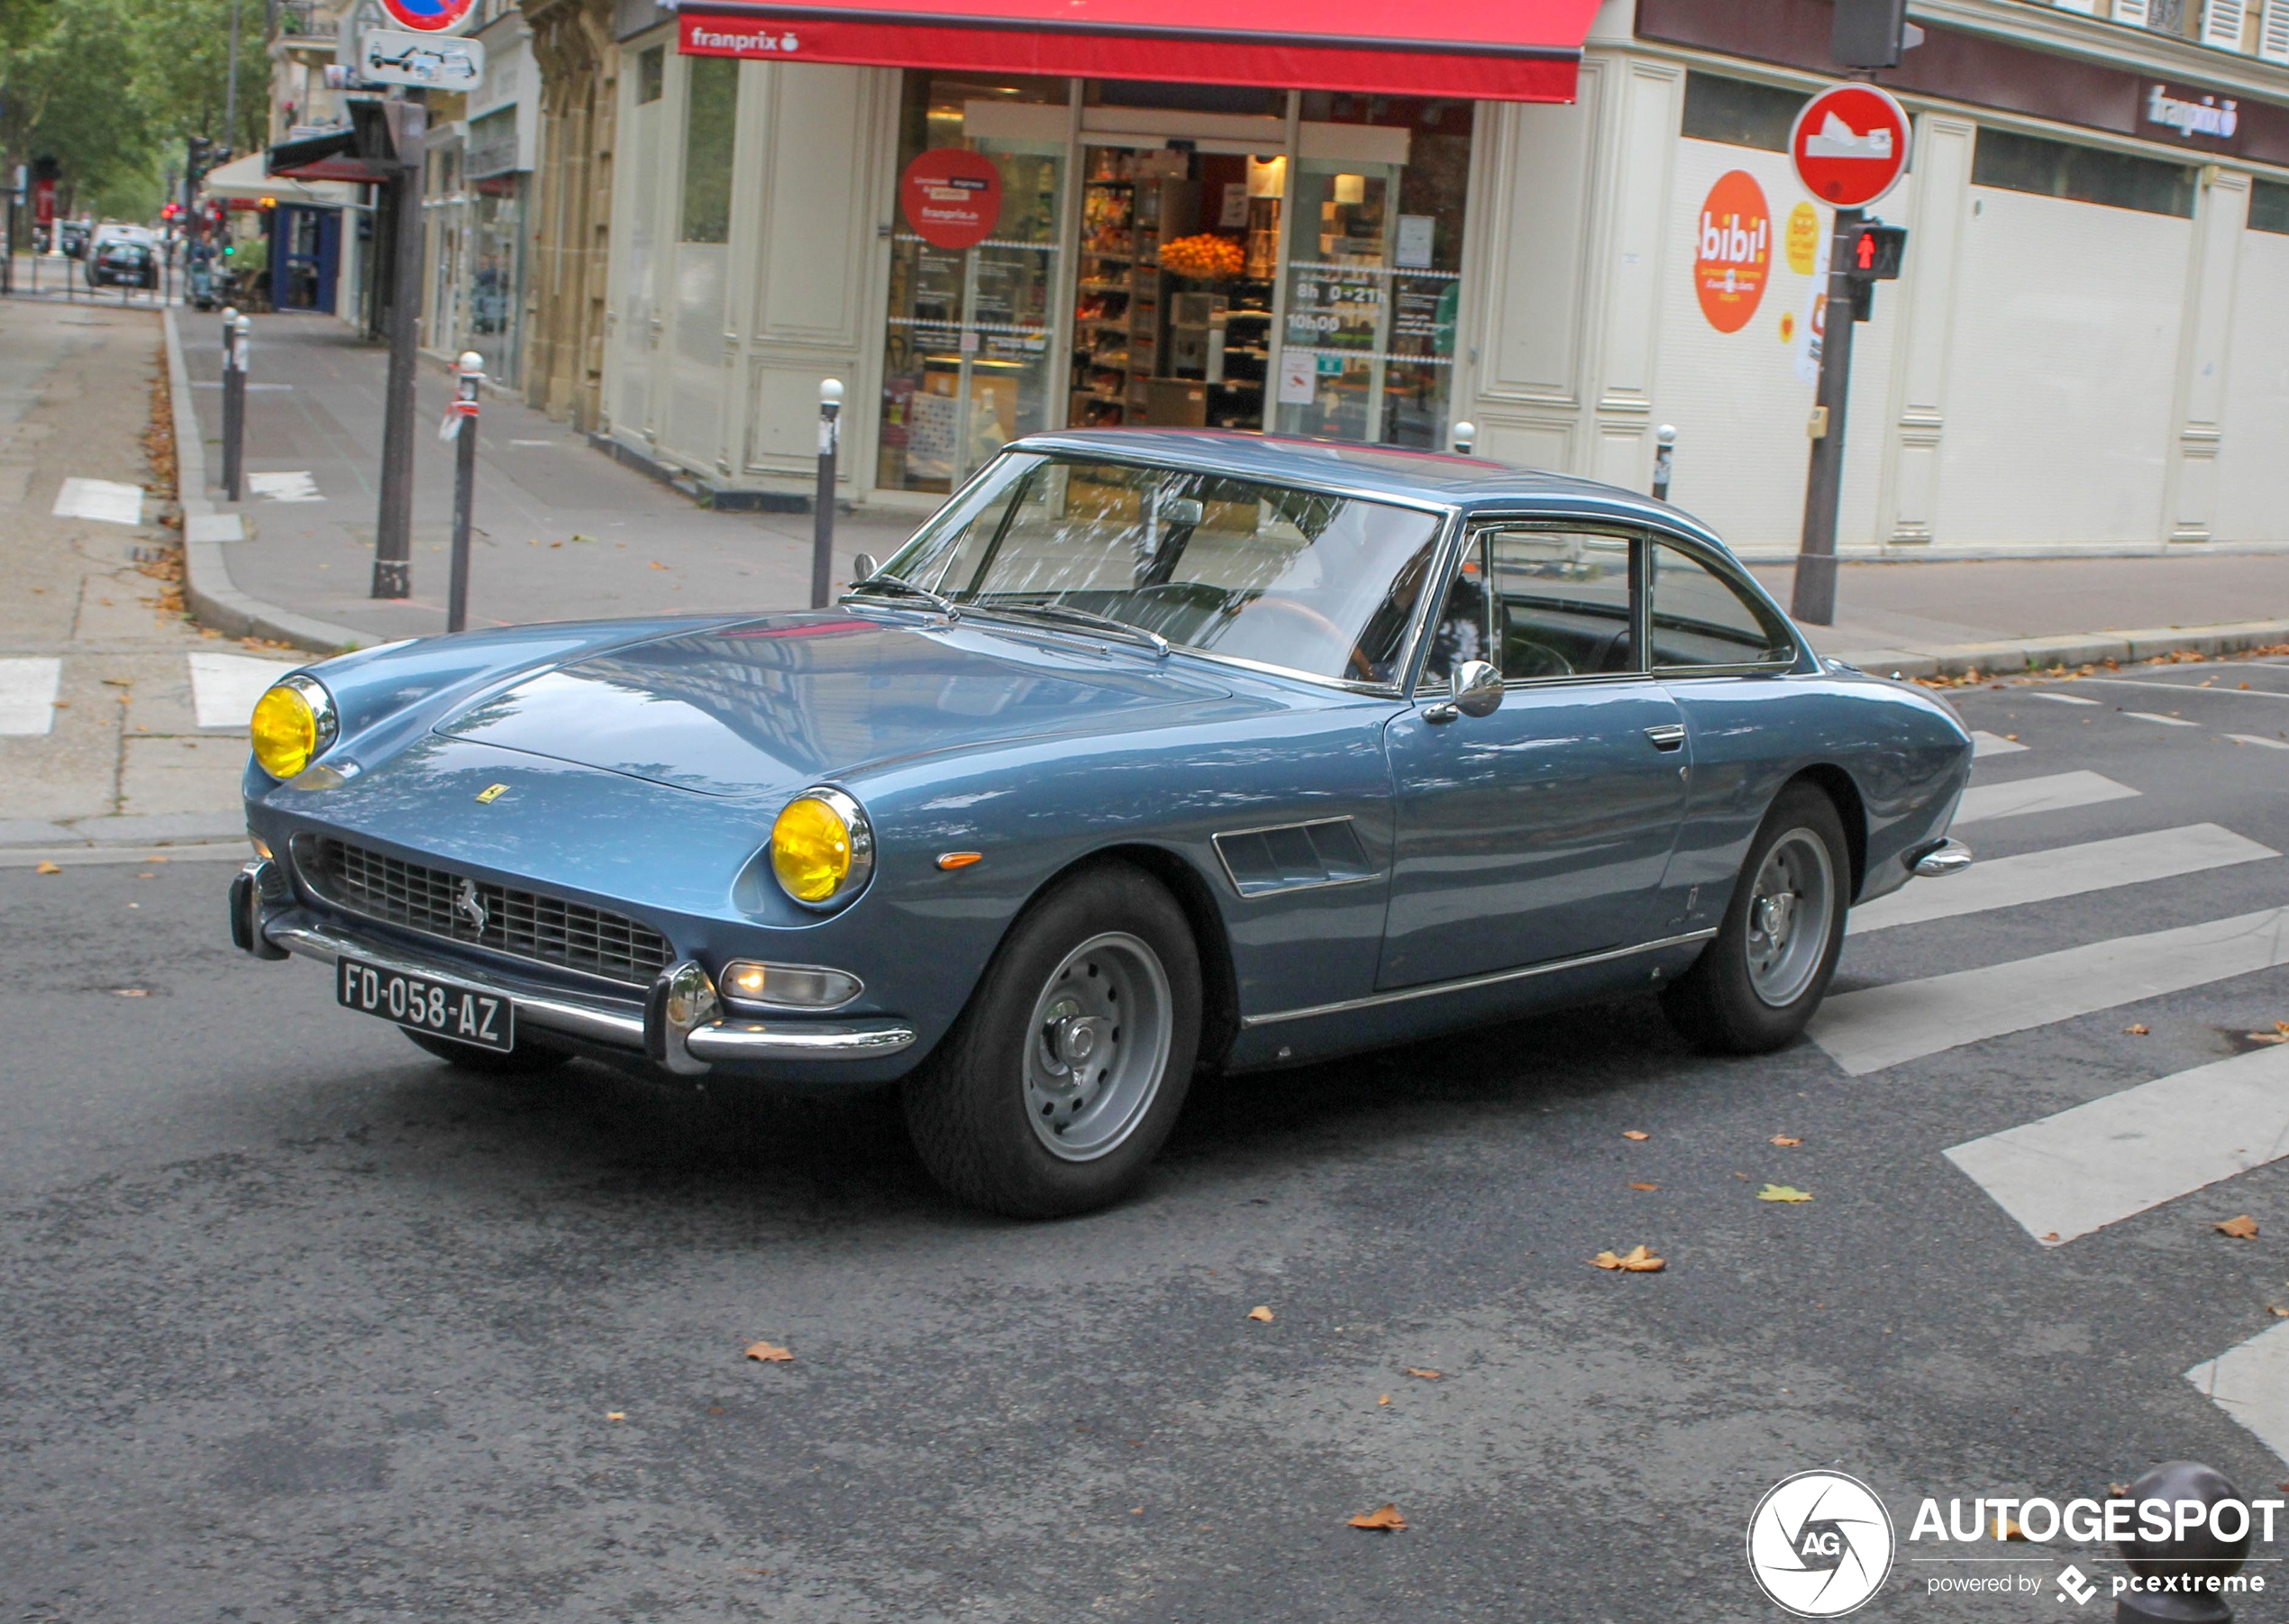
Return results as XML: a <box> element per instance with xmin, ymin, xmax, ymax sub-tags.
<box><xmin>1790</xmin><ymin>83</ymin><xmax>1911</xmax><ymax>209</ymax></box>
<box><xmin>899</xmin><ymin>148</ymin><xmax>1003</xmax><ymax>252</ymax></box>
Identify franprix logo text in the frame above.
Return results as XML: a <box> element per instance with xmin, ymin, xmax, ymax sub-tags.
<box><xmin>2147</xmin><ymin>85</ymin><xmax>2240</xmax><ymax>141</ymax></box>
<box><xmin>684</xmin><ymin>23</ymin><xmax>800</xmax><ymax>53</ymax></box>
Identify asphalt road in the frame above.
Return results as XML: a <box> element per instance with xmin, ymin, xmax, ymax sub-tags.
<box><xmin>6</xmin><ymin>661</ymin><xmax>2289</xmax><ymax>1622</ymax></box>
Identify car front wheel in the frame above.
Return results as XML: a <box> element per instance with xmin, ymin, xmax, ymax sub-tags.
<box><xmin>1661</xmin><ymin>781</ymin><xmax>1849</xmax><ymax>1054</ymax></box>
<box><xmin>903</xmin><ymin>862</ymin><xmax>1201</xmax><ymax>1218</ymax></box>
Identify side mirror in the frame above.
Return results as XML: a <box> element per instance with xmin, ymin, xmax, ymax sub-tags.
<box><xmin>1159</xmin><ymin>496</ymin><xmax>1204</xmax><ymax>529</ymax></box>
<box><xmin>851</xmin><ymin>551</ymin><xmax>879</xmax><ymax>582</ymax></box>
<box><xmin>1427</xmin><ymin>659</ymin><xmax>1503</xmax><ymax>723</ymax></box>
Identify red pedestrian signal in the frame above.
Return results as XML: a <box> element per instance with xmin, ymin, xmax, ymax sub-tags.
<box><xmin>1842</xmin><ymin>222</ymin><xmax>1907</xmax><ymax>282</ymax></box>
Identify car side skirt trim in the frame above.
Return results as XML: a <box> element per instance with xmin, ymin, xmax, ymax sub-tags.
<box><xmin>1240</xmin><ymin>927</ymin><xmax>1719</xmax><ymax>1029</ymax></box>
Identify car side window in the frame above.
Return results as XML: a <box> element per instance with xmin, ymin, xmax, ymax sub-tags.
<box><xmin>1483</xmin><ymin>529</ymin><xmax>1637</xmax><ymax>681</ymax></box>
<box><xmin>1648</xmin><ymin>542</ymin><xmax>1794</xmax><ymax>671</ymax></box>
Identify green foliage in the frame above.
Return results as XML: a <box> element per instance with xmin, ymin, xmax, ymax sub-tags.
<box><xmin>0</xmin><ymin>0</ymin><xmax>269</xmax><ymax>216</ymax></box>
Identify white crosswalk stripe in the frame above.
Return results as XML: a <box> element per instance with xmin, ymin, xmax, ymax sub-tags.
<box><xmin>2228</xmin><ymin>734</ymin><xmax>2289</xmax><ymax>751</ymax></box>
<box><xmin>1847</xmin><ymin>824</ymin><xmax>2275</xmax><ymax>935</ymax></box>
<box><xmin>2027</xmin><ymin>691</ymin><xmax>2100</xmax><ymax>706</ymax></box>
<box><xmin>2122</xmin><ymin>710</ymin><xmax>2200</xmax><ymax>727</ymax></box>
<box><xmin>188</xmin><ymin>652</ymin><xmax>299</xmax><ymax>730</ymax></box>
<box><xmin>0</xmin><ymin>656</ymin><xmax>62</xmax><ymax>734</ymax></box>
<box><xmin>1952</xmin><ymin>770</ymin><xmax>2139</xmax><ymax>826</ymax></box>
<box><xmin>2186</xmin><ymin>1324</ymin><xmax>2289</xmax><ymax>1467</ymax></box>
<box><xmin>1810</xmin><ymin>907</ymin><xmax>2289</xmax><ymax>1076</ymax></box>
<box><xmin>50</xmin><ymin>476</ymin><xmax>142</xmax><ymax>525</ymax></box>
<box><xmin>1943</xmin><ymin>1044</ymin><xmax>2289</xmax><ymax>1245</ymax></box>
<box><xmin>1969</xmin><ymin>730</ymin><xmax>2026</xmax><ymax>758</ymax></box>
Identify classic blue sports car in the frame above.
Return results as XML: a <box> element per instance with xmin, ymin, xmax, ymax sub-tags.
<box><xmin>231</xmin><ymin>431</ymin><xmax>1974</xmax><ymax>1216</ymax></box>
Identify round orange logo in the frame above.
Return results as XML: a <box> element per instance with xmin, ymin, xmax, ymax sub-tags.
<box><xmin>1695</xmin><ymin>170</ymin><xmax>1772</xmax><ymax>334</ymax></box>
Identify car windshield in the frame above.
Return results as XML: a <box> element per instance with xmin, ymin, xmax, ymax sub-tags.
<box><xmin>878</xmin><ymin>453</ymin><xmax>1447</xmax><ymax>685</ymax></box>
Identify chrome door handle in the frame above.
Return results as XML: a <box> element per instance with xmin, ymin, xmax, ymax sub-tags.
<box><xmin>1644</xmin><ymin>724</ymin><xmax>1686</xmax><ymax>752</ymax></box>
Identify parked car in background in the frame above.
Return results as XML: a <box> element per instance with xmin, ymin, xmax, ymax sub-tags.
<box><xmin>227</xmin><ymin>432</ymin><xmax>1975</xmax><ymax>1218</ymax></box>
<box><xmin>87</xmin><ymin>229</ymin><xmax>159</xmax><ymax>289</ymax></box>
<box><xmin>59</xmin><ymin>219</ymin><xmax>89</xmax><ymax>259</ymax></box>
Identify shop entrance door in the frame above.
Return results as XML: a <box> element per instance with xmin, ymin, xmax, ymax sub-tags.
<box><xmin>272</xmin><ymin>206</ymin><xmax>338</xmax><ymax>314</ymax></box>
<box><xmin>1067</xmin><ymin>142</ymin><xmax>1281</xmax><ymax>433</ymax></box>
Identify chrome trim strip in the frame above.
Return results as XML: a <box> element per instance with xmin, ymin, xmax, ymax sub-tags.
<box><xmin>1240</xmin><ymin>927</ymin><xmax>1719</xmax><ymax>1029</ymax></box>
<box><xmin>685</xmin><ymin>1020</ymin><xmax>918</xmax><ymax>1061</ymax></box>
<box><xmin>264</xmin><ymin>916</ymin><xmax>649</xmax><ymax>1048</ymax></box>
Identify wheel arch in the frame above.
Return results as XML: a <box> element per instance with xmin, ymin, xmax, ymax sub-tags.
<box><xmin>1786</xmin><ymin>762</ymin><xmax>1868</xmax><ymax>900</ymax></box>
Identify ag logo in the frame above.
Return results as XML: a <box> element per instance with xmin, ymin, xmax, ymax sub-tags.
<box><xmin>1746</xmin><ymin>1471</ymin><xmax>1894</xmax><ymax>1617</ymax></box>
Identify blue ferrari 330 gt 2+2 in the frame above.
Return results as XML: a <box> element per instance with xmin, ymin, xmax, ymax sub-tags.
<box><xmin>231</xmin><ymin>431</ymin><xmax>1974</xmax><ymax>1216</ymax></box>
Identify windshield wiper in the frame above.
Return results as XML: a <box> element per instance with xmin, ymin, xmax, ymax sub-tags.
<box><xmin>987</xmin><ymin>600</ymin><xmax>1171</xmax><ymax>659</ymax></box>
<box><xmin>844</xmin><ymin>573</ymin><xmax>959</xmax><ymax>620</ymax></box>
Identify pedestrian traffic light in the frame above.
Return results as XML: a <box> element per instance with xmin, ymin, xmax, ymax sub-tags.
<box><xmin>1842</xmin><ymin>221</ymin><xmax>1907</xmax><ymax>281</ymax></box>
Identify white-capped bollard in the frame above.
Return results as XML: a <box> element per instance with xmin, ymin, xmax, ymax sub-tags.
<box><xmin>812</xmin><ymin>378</ymin><xmax>844</xmax><ymax>610</ymax></box>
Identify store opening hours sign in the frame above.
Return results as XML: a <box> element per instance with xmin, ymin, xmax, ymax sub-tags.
<box><xmin>1791</xmin><ymin>83</ymin><xmax>1910</xmax><ymax>208</ymax></box>
<box><xmin>1694</xmin><ymin>169</ymin><xmax>1770</xmax><ymax>333</ymax></box>
<box><xmin>899</xmin><ymin>149</ymin><xmax>1002</xmax><ymax>251</ymax></box>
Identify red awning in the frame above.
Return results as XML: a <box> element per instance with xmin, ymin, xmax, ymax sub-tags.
<box><xmin>677</xmin><ymin>0</ymin><xmax>1600</xmax><ymax>102</ymax></box>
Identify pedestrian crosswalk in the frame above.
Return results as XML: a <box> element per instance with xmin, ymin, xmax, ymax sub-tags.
<box><xmin>0</xmin><ymin>652</ymin><xmax>296</xmax><ymax>735</ymax></box>
<box><xmin>1815</xmin><ymin>685</ymin><xmax>2289</xmax><ymax>1463</ymax></box>
<box><xmin>0</xmin><ymin>657</ymin><xmax>61</xmax><ymax>734</ymax></box>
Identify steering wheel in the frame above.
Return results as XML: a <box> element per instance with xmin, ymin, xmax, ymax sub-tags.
<box><xmin>1243</xmin><ymin>596</ymin><xmax>1379</xmax><ymax>681</ymax></box>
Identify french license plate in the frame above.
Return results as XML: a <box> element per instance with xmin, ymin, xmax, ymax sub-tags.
<box><xmin>336</xmin><ymin>956</ymin><xmax>515</xmax><ymax>1052</ymax></box>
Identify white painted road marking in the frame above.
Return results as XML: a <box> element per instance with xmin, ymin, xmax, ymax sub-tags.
<box><xmin>2186</xmin><ymin>1321</ymin><xmax>2289</xmax><ymax>1466</ymax></box>
<box><xmin>1944</xmin><ymin>1045</ymin><xmax>2289</xmax><ymax>1245</ymax></box>
<box><xmin>245</xmin><ymin>471</ymin><xmax>321</xmax><ymax>503</ymax></box>
<box><xmin>2123</xmin><ymin>710</ymin><xmax>2199</xmax><ymax>727</ymax></box>
<box><xmin>184</xmin><ymin>513</ymin><xmax>243</xmax><ymax>543</ymax></box>
<box><xmin>1810</xmin><ymin>907</ymin><xmax>2289</xmax><ymax>1076</ymax></box>
<box><xmin>2229</xmin><ymin>734</ymin><xmax>2289</xmax><ymax>751</ymax></box>
<box><xmin>0</xmin><ymin>657</ymin><xmax>62</xmax><ymax>734</ymax></box>
<box><xmin>2027</xmin><ymin>691</ymin><xmax>2100</xmax><ymax>706</ymax></box>
<box><xmin>51</xmin><ymin>477</ymin><xmax>142</xmax><ymax>525</ymax></box>
<box><xmin>1848</xmin><ymin>824</ymin><xmax>2276</xmax><ymax>935</ymax></box>
<box><xmin>1952</xmin><ymin>771</ymin><xmax>2139</xmax><ymax>826</ymax></box>
<box><xmin>1970</xmin><ymin>731</ymin><xmax>2027</xmax><ymax>758</ymax></box>
<box><xmin>188</xmin><ymin>652</ymin><xmax>299</xmax><ymax>729</ymax></box>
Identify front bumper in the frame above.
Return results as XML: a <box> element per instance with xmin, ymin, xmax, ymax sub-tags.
<box><xmin>232</xmin><ymin>860</ymin><xmax>918</xmax><ymax>1075</ymax></box>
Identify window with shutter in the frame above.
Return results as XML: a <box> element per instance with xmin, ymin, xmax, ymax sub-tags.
<box><xmin>2202</xmin><ymin>0</ymin><xmax>2248</xmax><ymax>48</ymax></box>
<box><xmin>2115</xmin><ymin>0</ymin><xmax>2152</xmax><ymax>26</ymax></box>
<box><xmin>2262</xmin><ymin>0</ymin><xmax>2289</xmax><ymax>59</ymax></box>
<box><xmin>2054</xmin><ymin>0</ymin><xmax>2099</xmax><ymax>14</ymax></box>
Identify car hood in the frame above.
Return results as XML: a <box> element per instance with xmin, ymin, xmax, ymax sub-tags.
<box><xmin>433</xmin><ymin>612</ymin><xmax>1235</xmax><ymax>798</ymax></box>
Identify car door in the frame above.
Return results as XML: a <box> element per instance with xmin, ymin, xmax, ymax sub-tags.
<box><xmin>1377</xmin><ymin>524</ymin><xmax>1691</xmax><ymax>990</ymax></box>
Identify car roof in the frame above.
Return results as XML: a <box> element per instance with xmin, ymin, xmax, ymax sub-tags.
<box><xmin>1008</xmin><ymin>429</ymin><xmax>1731</xmax><ymax>551</ymax></box>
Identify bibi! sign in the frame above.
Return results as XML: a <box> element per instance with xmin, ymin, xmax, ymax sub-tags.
<box><xmin>1694</xmin><ymin>169</ymin><xmax>1770</xmax><ymax>333</ymax></box>
<box><xmin>1790</xmin><ymin>83</ymin><xmax>1911</xmax><ymax>208</ymax></box>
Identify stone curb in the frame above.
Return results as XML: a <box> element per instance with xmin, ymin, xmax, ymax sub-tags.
<box><xmin>162</xmin><ymin>306</ymin><xmax>369</xmax><ymax>659</ymax></box>
<box><xmin>1836</xmin><ymin>618</ymin><xmax>2289</xmax><ymax>680</ymax></box>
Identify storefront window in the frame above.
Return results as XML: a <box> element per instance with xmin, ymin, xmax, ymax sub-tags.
<box><xmin>876</xmin><ymin>74</ymin><xmax>1069</xmax><ymax>494</ymax></box>
<box><xmin>1273</xmin><ymin>96</ymin><xmax>1473</xmax><ymax>449</ymax></box>
<box><xmin>681</xmin><ymin>56</ymin><xmax>737</xmax><ymax>243</ymax></box>
<box><xmin>469</xmin><ymin>177</ymin><xmax>524</xmax><ymax>382</ymax></box>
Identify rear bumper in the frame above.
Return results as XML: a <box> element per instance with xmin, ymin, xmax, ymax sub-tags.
<box><xmin>232</xmin><ymin>861</ymin><xmax>919</xmax><ymax>1076</ymax></box>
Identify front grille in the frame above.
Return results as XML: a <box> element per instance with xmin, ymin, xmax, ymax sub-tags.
<box><xmin>293</xmin><ymin>835</ymin><xmax>674</xmax><ymax>987</ymax></box>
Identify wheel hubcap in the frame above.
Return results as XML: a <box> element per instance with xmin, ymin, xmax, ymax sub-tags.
<box><xmin>1746</xmin><ymin>829</ymin><xmax>1835</xmax><ymax>1008</ymax></box>
<box><xmin>1024</xmin><ymin>932</ymin><xmax>1173</xmax><ymax>1163</ymax></box>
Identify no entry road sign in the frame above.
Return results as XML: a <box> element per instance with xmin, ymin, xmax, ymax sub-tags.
<box><xmin>1790</xmin><ymin>83</ymin><xmax>1911</xmax><ymax>208</ymax></box>
<box><xmin>378</xmin><ymin>0</ymin><xmax>475</xmax><ymax>35</ymax></box>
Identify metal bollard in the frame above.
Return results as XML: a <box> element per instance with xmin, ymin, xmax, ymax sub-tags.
<box><xmin>1652</xmin><ymin>424</ymin><xmax>1677</xmax><ymax>503</ymax></box>
<box><xmin>2113</xmin><ymin>1461</ymin><xmax>2252</xmax><ymax>1623</ymax></box>
<box><xmin>1451</xmin><ymin>420</ymin><xmax>1475</xmax><ymax>456</ymax></box>
<box><xmin>444</xmin><ymin>351</ymin><xmax>483</xmax><ymax>634</ymax></box>
<box><xmin>220</xmin><ymin>307</ymin><xmax>247</xmax><ymax>502</ymax></box>
<box><xmin>810</xmin><ymin>378</ymin><xmax>842</xmax><ymax>610</ymax></box>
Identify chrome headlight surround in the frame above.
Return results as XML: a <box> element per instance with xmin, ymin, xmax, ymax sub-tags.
<box><xmin>768</xmin><ymin>785</ymin><xmax>876</xmax><ymax>911</ymax></box>
<box><xmin>249</xmin><ymin>673</ymin><xmax>340</xmax><ymax>781</ymax></box>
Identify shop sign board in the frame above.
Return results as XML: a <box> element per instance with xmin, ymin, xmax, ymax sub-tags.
<box><xmin>1693</xmin><ymin>169</ymin><xmax>1770</xmax><ymax>334</ymax></box>
<box><xmin>899</xmin><ymin>149</ymin><xmax>1002</xmax><ymax>251</ymax></box>
<box><xmin>378</xmin><ymin>0</ymin><xmax>475</xmax><ymax>35</ymax></box>
<box><xmin>1790</xmin><ymin>83</ymin><xmax>1910</xmax><ymax>207</ymax></box>
<box><xmin>360</xmin><ymin>27</ymin><xmax>485</xmax><ymax>88</ymax></box>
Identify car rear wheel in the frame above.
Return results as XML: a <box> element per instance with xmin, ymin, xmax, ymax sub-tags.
<box><xmin>902</xmin><ymin>862</ymin><xmax>1200</xmax><ymax>1218</ymax></box>
<box><xmin>1660</xmin><ymin>781</ymin><xmax>1849</xmax><ymax>1054</ymax></box>
<box><xmin>402</xmin><ymin>1026</ymin><xmax>574</xmax><ymax>1076</ymax></box>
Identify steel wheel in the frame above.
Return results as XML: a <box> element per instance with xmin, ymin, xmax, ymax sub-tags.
<box><xmin>1022</xmin><ymin>931</ymin><xmax>1173</xmax><ymax>1163</ymax></box>
<box><xmin>1745</xmin><ymin>828</ymin><xmax>1835</xmax><ymax>1008</ymax></box>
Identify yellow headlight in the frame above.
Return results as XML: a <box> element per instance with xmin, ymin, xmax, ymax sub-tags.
<box><xmin>251</xmin><ymin>683</ymin><xmax>319</xmax><ymax>779</ymax></box>
<box><xmin>770</xmin><ymin>789</ymin><xmax>873</xmax><ymax>907</ymax></box>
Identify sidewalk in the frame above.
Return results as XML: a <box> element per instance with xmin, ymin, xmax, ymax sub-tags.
<box><xmin>176</xmin><ymin>311</ymin><xmax>2289</xmax><ymax>676</ymax></box>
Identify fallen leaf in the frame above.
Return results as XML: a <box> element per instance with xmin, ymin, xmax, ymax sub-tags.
<box><xmin>1246</xmin><ymin>1306</ymin><xmax>1274</xmax><ymax>1323</ymax></box>
<box><xmin>2001</xmin><ymin>1518</ymin><xmax>2028</xmax><ymax>1541</ymax></box>
<box><xmin>649</xmin><ymin>561</ymin><xmax>670</xmax><ymax>570</ymax></box>
<box><xmin>2041</xmin><ymin>1232</ymin><xmax>2061</xmax><ymax>1243</ymax></box>
<box><xmin>1405</xmin><ymin>1368</ymin><xmax>1441</xmax><ymax>1380</ymax></box>
<box><xmin>1758</xmin><ymin>1184</ymin><xmax>1814</xmax><ymax>1203</ymax></box>
<box><xmin>2124</xmin><ymin>1024</ymin><xmax>2150</xmax><ymax>1036</ymax></box>
<box><xmin>1770</xmin><ymin>1135</ymin><xmax>1801</xmax><ymax>1147</ymax></box>
<box><xmin>2004</xmin><ymin>734</ymin><xmax>2019</xmax><ymax>741</ymax></box>
<box><xmin>111</xmin><ymin>988</ymin><xmax>149</xmax><ymax>998</ymax></box>
<box><xmin>743</xmin><ymin>1340</ymin><xmax>795</xmax><ymax>1362</ymax></box>
<box><xmin>1378</xmin><ymin>1393</ymin><xmax>1391</xmax><ymax>1405</ymax></box>
<box><xmin>2247</xmin><ymin>1022</ymin><xmax>2289</xmax><ymax>1045</ymax></box>
<box><xmin>34</xmin><ymin>861</ymin><xmax>61</xmax><ymax>875</ymax></box>
<box><xmin>606</xmin><ymin>1411</ymin><xmax>625</xmax><ymax>1421</ymax></box>
<box><xmin>2216</xmin><ymin>1216</ymin><xmax>2260</xmax><ymax>1240</ymax></box>
<box><xmin>1590</xmin><ymin>1245</ymin><xmax>1666</xmax><ymax>1273</ymax></box>
<box><xmin>2267</xmin><ymin>1305</ymin><xmax>2287</xmax><ymax>1318</ymax></box>
<box><xmin>1628</xmin><ymin>1182</ymin><xmax>1660</xmax><ymax>1191</ymax></box>
<box><xmin>1347</xmin><ymin>1503</ymin><xmax>1407</xmax><ymax>1531</ymax></box>
<box><xmin>1622</xmin><ymin>1130</ymin><xmax>1649</xmax><ymax>1142</ymax></box>
<box><xmin>2111</xmin><ymin>1483</ymin><xmax>2131</xmax><ymax>1498</ymax></box>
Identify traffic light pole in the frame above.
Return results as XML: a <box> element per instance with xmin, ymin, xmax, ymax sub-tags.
<box><xmin>1791</xmin><ymin>205</ymin><xmax>1863</xmax><ymax>628</ymax></box>
<box><xmin>372</xmin><ymin>93</ymin><xmax>426</xmax><ymax>600</ymax></box>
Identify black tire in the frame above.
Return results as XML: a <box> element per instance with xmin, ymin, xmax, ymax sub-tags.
<box><xmin>402</xmin><ymin>1026</ymin><xmax>574</xmax><ymax>1076</ymax></box>
<box><xmin>1661</xmin><ymin>781</ymin><xmax>1851</xmax><ymax>1054</ymax></box>
<box><xmin>902</xmin><ymin>862</ymin><xmax>1202</xmax><ymax>1218</ymax></box>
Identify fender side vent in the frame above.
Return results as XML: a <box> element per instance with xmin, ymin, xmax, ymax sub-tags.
<box><xmin>1213</xmin><ymin>817</ymin><xmax>1376</xmax><ymax>899</ymax></box>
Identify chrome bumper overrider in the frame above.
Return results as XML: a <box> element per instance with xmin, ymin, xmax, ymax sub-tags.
<box><xmin>239</xmin><ymin>862</ymin><xmax>917</xmax><ymax>1069</ymax></box>
<box><xmin>1910</xmin><ymin>837</ymin><xmax>1974</xmax><ymax>879</ymax></box>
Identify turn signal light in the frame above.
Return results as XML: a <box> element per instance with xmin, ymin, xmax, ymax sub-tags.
<box><xmin>719</xmin><ymin>961</ymin><xmax>863</xmax><ymax>1012</ymax></box>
